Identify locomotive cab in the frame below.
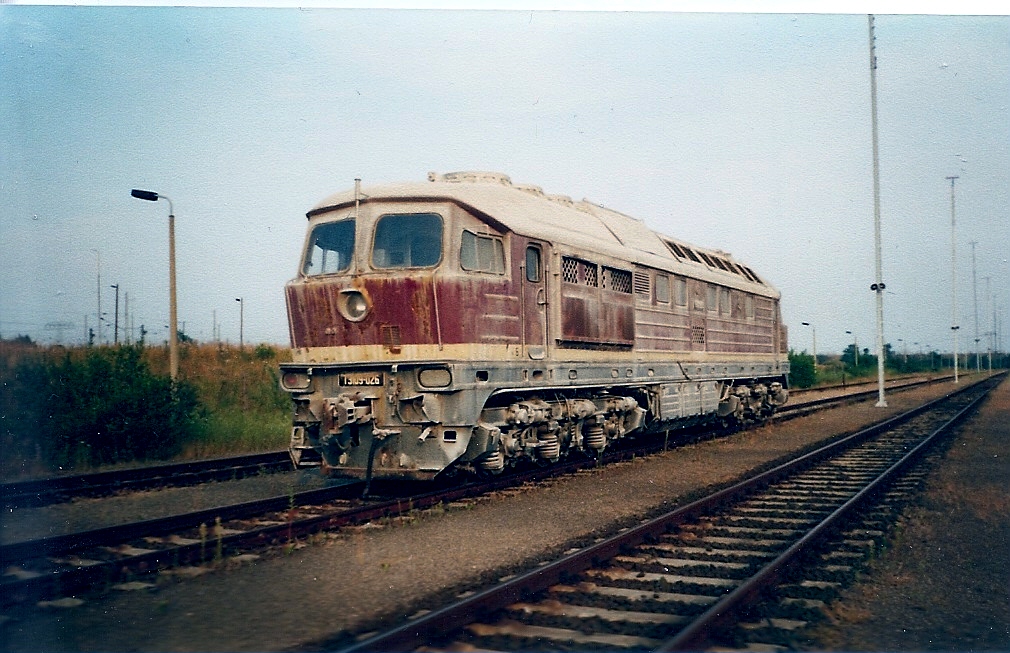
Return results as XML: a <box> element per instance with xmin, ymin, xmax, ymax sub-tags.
<box><xmin>282</xmin><ymin>187</ymin><xmax>536</xmax><ymax>479</ymax></box>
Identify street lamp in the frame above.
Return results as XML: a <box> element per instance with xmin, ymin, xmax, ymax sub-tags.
<box><xmin>846</xmin><ymin>330</ymin><xmax>859</xmax><ymax>367</ymax></box>
<box><xmin>801</xmin><ymin>322</ymin><xmax>817</xmax><ymax>368</ymax></box>
<box><xmin>235</xmin><ymin>297</ymin><xmax>244</xmax><ymax>350</ymax></box>
<box><xmin>131</xmin><ymin>189</ymin><xmax>178</xmax><ymax>381</ymax></box>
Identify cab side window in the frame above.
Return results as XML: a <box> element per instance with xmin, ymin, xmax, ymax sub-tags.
<box><xmin>460</xmin><ymin>230</ymin><xmax>505</xmax><ymax>274</ymax></box>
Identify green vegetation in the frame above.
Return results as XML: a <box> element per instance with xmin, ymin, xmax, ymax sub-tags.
<box><xmin>788</xmin><ymin>343</ymin><xmax>1008</xmax><ymax>389</ymax></box>
<box><xmin>2</xmin><ymin>331</ymin><xmax>1004</xmax><ymax>478</ymax></box>
<box><xmin>787</xmin><ymin>350</ymin><xmax>817</xmax><ymax>388</ymax></box>
<box><xmin>1</xmin><ymin>337</ymin><xmax>291</xmax><ymax>477</ymax></box>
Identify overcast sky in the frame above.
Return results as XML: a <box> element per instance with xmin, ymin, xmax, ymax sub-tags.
<box><xmin>2</xmin><ymin>5</ymin><xmax>1007</xmax><ymax>355</ymax></box>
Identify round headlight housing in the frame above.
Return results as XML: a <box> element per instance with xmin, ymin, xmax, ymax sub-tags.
<box><xmin>281</xmin><ymin>371</ymin><xmax>311</xmax><ymax>391</ymax></box>
<box><xmin>341</xmin><ymin>290</ymin><xmax>370</xmax><ymax>321</ymax></box>
<box><xmin>418</xmin><ymin>367</ymin><xmax>452</xmax><ymax>388</ymax></box>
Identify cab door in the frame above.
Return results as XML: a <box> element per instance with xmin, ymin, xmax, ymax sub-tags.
<box><xmin>521</xmin><ymin>240</ymin><xmax>548</xmax><ymax>359</ymax></box>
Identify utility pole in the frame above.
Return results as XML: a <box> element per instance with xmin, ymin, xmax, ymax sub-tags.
<box><xmin>91</xmin><ymin>249</ymin><xmax>102</xmax><ymax>344</ymax></box>
<box><xmin>868</xmin><ymin>14</ymin><xmax>886</xmax><ymax>406</ymax></box>
<box><xmin>970</xmin><ymin>241</ymin><xmax>980</xmax><ymax>372</ymax></box>
<box><xmin>984</xmin><ymin>276</ymin><xmax>993</xmax><ymax>372</ymax></box>
<box><xmin>946</xmin><ymin>175</ymin><xmax>959</xmax><ymax>383</ymax></box>
<box><xmin>110</xmin><ymin>284</ymin><xmax>120</xmax><ymax>344</ymax></box>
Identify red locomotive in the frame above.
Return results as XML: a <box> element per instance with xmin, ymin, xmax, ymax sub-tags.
<box><xmin>280</xmin><ymin>172</ymin><xmax>788</xmax><ymax>480</ymax></box>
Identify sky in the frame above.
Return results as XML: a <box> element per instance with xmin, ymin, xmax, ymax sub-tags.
<box><xmin>1</xmin><ymin>4</ymin><xmax>1007</xmax><ymax>356</ymax></box>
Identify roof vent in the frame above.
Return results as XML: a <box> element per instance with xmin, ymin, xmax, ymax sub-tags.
<box><xmin>428</xmin><ymin>171</ymin><xmax>512</xmax><ymax>185</ymax></box>
<box><xmin>514</xmin><ymin>184</ymin><xmax>544</xmax><ymax>196</ymax></box>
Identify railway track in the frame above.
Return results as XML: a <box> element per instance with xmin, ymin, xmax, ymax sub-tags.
<box><xmin>779</xmin><ymin>374</ymin><xmax>949</xmax><ymax>420</ymax></box>
<box><xmin>333</xmin><ymin>373</ymin><xmax>1002</xmax><ymax>652</ymax></box>
<box><xmin>0</xmin><ymin>373</ymin><xmax>971</xmax><ymax>610</ymax></box>
<box><xmin>1</xmin><ymin>374</ymin><xmax>944</xmax><ymax>510</ymax></box>
<box><xmin>0</xmin><ymin>438</ymin><xmax>684</xmax><ymax>608</ymax></box>
<box><xmin>1</xmin><ymin>450</ymin><xmax>292</xmax><ymax>509</ymax></box>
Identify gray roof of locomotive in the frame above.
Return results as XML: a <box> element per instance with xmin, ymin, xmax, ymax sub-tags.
<box><xmin>308</xmin><ymin>171</ymin><xmax>779</xmax><ymax>299</ymax></box>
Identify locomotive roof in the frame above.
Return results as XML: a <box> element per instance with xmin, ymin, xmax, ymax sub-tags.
<box><xmin>308</xmin><ymin>172</ymin><xmax>778</xmax><ymax>298</ymax></box>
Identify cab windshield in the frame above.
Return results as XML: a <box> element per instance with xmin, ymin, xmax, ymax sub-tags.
<box><xmin>372</xmin><ymin>213</ymin><xmax>443</xmax><ymax>269</ymax></box>
<box><xmin>303</xmin><ymin>219</ymin><xmax>355</xmax><ymax>276</ymax></box>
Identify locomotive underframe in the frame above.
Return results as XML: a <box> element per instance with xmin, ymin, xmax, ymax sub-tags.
<box><xmin>281</xmin><ymin>356</ymin><xmax>787</xmax><ymax>480</ymax></box>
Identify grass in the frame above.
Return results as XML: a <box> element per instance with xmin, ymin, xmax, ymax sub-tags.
<box><xmin>170</xmin><ymin>342</ymin><xmax>293</xmax><ymax>459</ymax></box>
<box><xmin>185</xmin><ymin>408</ymin><xmax>290</xmax><ymax>458</ymax></box>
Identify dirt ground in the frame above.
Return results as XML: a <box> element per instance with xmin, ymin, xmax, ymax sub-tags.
<box><xmin>803</xmin><ymin>375</ymin><xmax>1010</xmax><ymax>651</ymax></box>
<box><xmin>1</xmin><ymin>376</ymin><xmax>1005</xmax><ymax>652</ymax></box>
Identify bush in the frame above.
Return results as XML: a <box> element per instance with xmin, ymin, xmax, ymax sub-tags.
<box><xmin>788</xmin><ymin>349</ymin><xmax>817</xmax><ymax>388</ymax></box>
<box><xmin>16</xmin><ymin>344</ymin><xmax>202</xmax><ymax>469</ymax></box>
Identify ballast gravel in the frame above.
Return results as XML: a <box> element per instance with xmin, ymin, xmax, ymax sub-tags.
<box><xmin>0</xmin><ymin>378</ymin><xmax>992</xmax><ymax>652</ymax></box>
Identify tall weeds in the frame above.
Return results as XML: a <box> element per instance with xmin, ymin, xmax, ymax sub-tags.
<box><xmin>1</xmin><ymin>339</ymin><xmax>292</xmax><ymax>477</ymax></box>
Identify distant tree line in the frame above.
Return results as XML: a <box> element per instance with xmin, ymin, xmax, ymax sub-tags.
<box><xmin>789</xmin><ymin>343</ymin><xmax>1007</xmax><ymax>389</ymax></box>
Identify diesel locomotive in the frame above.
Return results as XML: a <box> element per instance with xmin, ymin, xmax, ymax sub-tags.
<box><xmin>280</xmin><ymin>172</ymin><xmax>789</xmax><ymax>480</ymax></box>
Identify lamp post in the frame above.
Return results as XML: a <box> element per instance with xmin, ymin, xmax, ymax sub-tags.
<box><xmin>846</xmin><ymin>330</ymin><xmax>859</xmax><ymax>367</ymax></box>
<box><xmin>801</xmin><ymin>322</ymin><xmax>817</xmax><ymax>368</ymax></box>
<box><xmin>131</xmin><ymin>189</ymin><xmax>178</xmax><ymax>381</ymax></box>
<box><xmin>235</xmin><ymin>297</ymin><xmax>244</xmax><ymax>350</ymax></box>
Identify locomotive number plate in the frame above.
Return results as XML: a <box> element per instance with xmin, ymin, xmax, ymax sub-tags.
<box><xmin>339</xmin><ymin>372</ymin><xmax>384</xmax><ymax>386</ymax></box>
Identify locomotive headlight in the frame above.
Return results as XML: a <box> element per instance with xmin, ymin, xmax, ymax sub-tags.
<box><xmin>418</xmin><ymin>367</ymin><xmax>452</xmax><ymax>388</ymax></box>
<box><xmin>281</xmin><ymin>371</ymin><xmax>311</xmax><ymax>391</ymax></box>
<box><xmin>340</xmin><ymin>289</ymin><xmax>370</xmax><ymax>322</ymax></box>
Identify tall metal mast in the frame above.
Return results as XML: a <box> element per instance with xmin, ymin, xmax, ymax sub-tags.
<box><xmin>868</xmin><ymin>15</ymin><xmax>887</xmax><ymax>407</ymax></box>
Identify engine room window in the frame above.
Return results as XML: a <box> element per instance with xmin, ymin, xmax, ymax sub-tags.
<box><xmin>706</xmin><ymin>285</ymin><xmax>717</xmax><ymax>312</ymax></box>
<box><xmin>460</xmin><ymin>230</ymin><xmax>505</xmax><ymax>274</ymax></box>
<box><xmin>719</xmin><ymin>287</ymin><xmax>731</xmax><ymax>314</ymax></box>
<box><xmin>303</xmin><ymin>219</ymin><xmax>355</xmax><ymax>276</ymax></box>
<box><xmin>562</xmin><ymin>257</ymin><xmax>598</xmax><ymax>287</ymax></box>
<box><xmin>675</xmin><ymin>278</ymin><xmax>688</xmax><ymax>306</ymax></box>
<box><xmin>655</xmin><ymin>274</ymin><xmax>670</xmax><ymax>304</ymax></box>
<box><xmin>602</xmin><ymin>267</ymin><xmax>633</xmax><ymax>294</ymax></box>
<box><xmin>372</xmin><ymin>213</ymin><xmax>443</xmax><ymax>269</ymax></box>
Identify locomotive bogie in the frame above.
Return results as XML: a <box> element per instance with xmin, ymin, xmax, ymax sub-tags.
<box><xmin>281</xmin><ymin>172</ymin><xmax>790</xmax><ymax>479</ymax></box>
